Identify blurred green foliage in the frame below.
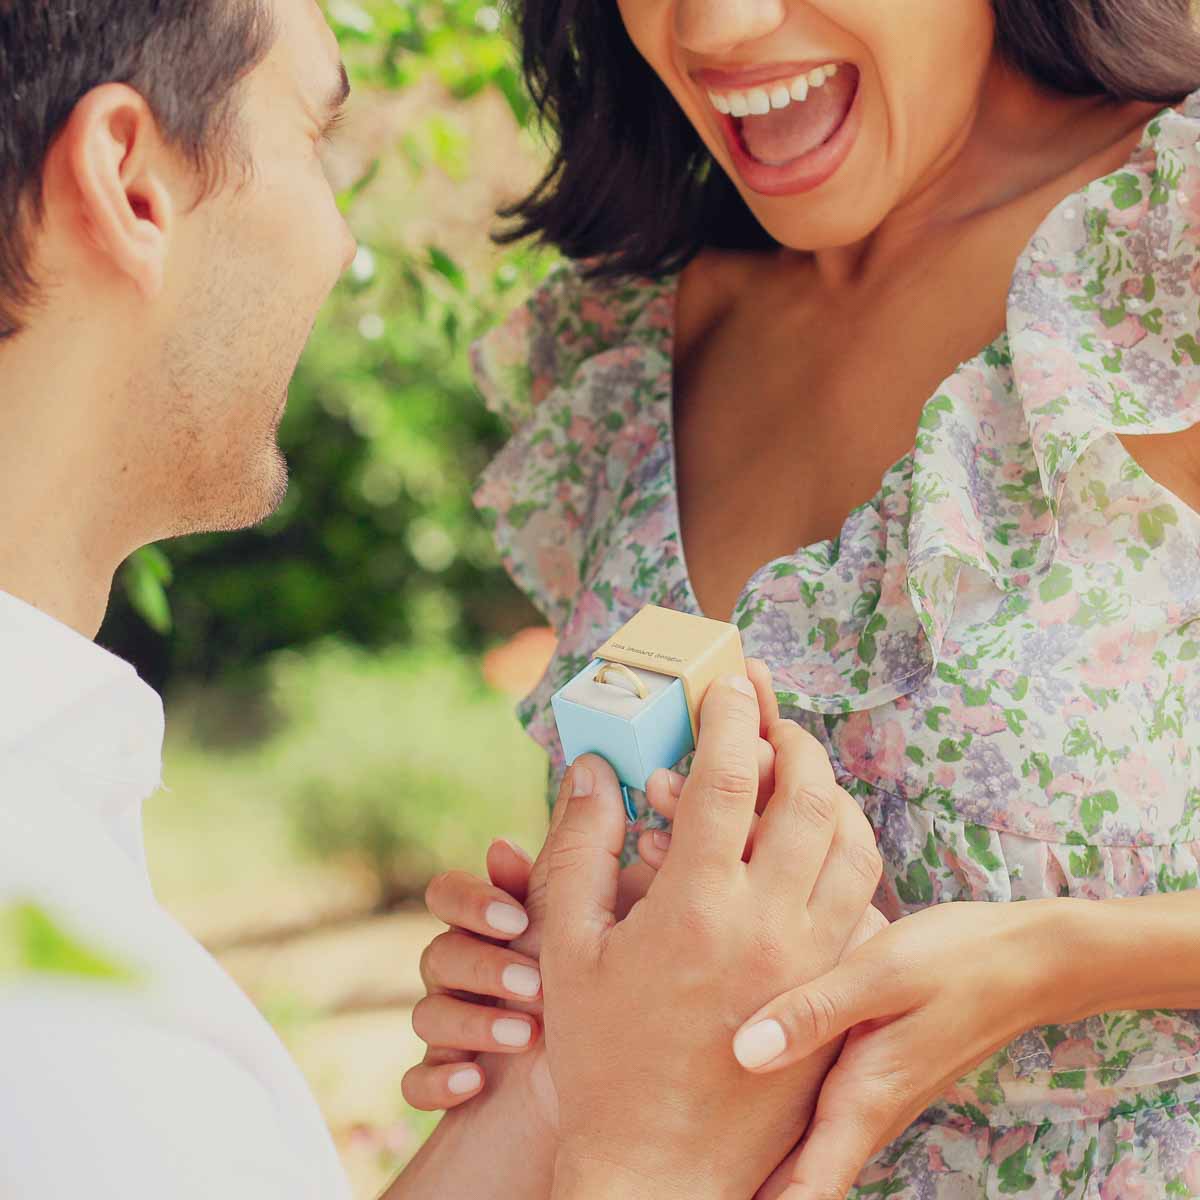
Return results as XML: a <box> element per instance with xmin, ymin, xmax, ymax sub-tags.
<box><xmin>101</xmin><ymin>0</ymin><xmax>550</xmax><ymax>691</ymax></box>
<box><xmin>149</xmin><ymin>641</ymin><xmax>548</xmax><ymax>907</ymax></box>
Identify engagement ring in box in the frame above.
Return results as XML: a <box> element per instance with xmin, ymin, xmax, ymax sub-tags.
<box><xmin>551</xmin><ymin>605</ymin><xmax>747</xmax><ymax>821</ymax></box>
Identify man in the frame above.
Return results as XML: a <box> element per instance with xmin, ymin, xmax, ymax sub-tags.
<box><xmin>0</xmin><ymin>4</ymin><xmax>880</xmax><ymax>1199</ymax></box>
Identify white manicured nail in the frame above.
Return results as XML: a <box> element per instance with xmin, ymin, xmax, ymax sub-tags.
<box><xmin>734</xmin><ymin>1019</ymin><xmax>787</xmax><ymax>1069</ymax></box>
<box><xmin>502</xmin><ymin>964</ymin><xmax>541</xmax><ymax>997</ymax></box>
<box><xmin>486</xmin><ymin>903</ymin><xmax>529</xmax><ymax>935</ymax></box>
<box><xmin>448</xmin><ymin>1067</ymin><xmax>482</xmax><ymax>1095</ymax></box>
<box><xmin>493</xmin><ymin>1018</ymin><xmax>533</xmax><ymax>1047</ymax></box>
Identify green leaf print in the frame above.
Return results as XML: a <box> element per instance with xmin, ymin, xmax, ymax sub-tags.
<box><xmin>925</xmin><ymin>705</ymin><xmax>950</xmax><ymax>732</ymax></box>
<box><xmin>936</xmin><ymin>662</ymin><xmax>965</xmax><ymax>686</ymax></box>
<box><xmin>1181</xmin><ymin>640</ymin><xmax>1198</xmax><ymax>661</ymax></box>
<box><xmin>1049</xmin><ymin>1070</ymin><xmax>1087</xmax><ymax>1090</ymax></box>
<box><xmin>604</xmin><ymin>410</ymin><xmax>625</xmax><ymax>431</ymax></box>
<box><xmin>896</xmin><ymin>860</ymin><xmax>934</xmax><ymax>906</ymax></box>
<box><xmin>998</xmin><ymin>1143</ymin><xmax>1037</xmax><ymax>1193</ymax></box>
<box><xmin>506</xmin><ymin>501</ymin><xmax>540</xmax><ymax>529</ymax></box>
<box><xmin>918</xmin><ymin>394</ymin><xmax>954</xmax><ymax>431</ymax></box>
<box><xmin>1038</xmin><ymin>563</ymin><xmax>1073</xmax><ymax>604</ymax></box>
<box><xmin>923</xmin><ymin>832</ymin><xmax>940</xmax><ymax>868</ymax></box>
<box><xmin>1107</xmin><ymin>172</ymin><xmax>1143</xmax><ymax>209</ymax></box>
<box><xmin>1158</xmin><ymin>863</ymin><xmax>1200</xmax><ymax>892</ymax></box>
<box><xmin>906</xmin><ymin>745</ymin><xmax>926</xmax><ymax>766</ymax></box>
<box><xmin>965</xmin><ymin>825</ymin><xmax>1003</xmax><ymax>871</ymax></box>
<box><xmin>1139</xmin><ymin>503</ymin><xmax>1179</xmax><ymax>548</ymax></box>
<box><xmin>1079</xmin><ymin>790</ymin><xmax>1119</xmax><ymax>835</ymax></box>
<box><xmin>961</xmin><ymin>682</ymin><xmax>991</xmax><ymax>706</ymax></box>
<box><xmin>1099</xmin><ymin>304</ymin><xmax>1127</xmax><ymax>328</ymax></box>
<box><xmin>937</xmin><ymin>737</ymin><xmax>965</xmax><ymax>762</ymax></box>
<box><xmin>858</xmin><ymin>612</ymin><xmax>887</xmax><ymax>665</ymax></box>
<box><xmin>1010</xmin><ymin>675</ymin><xmax>1029</xmax><ymax>702</ymax></box>
<box><xmin>1174</xmin><ymin>333</ymin><xmax>1200</xmax><ymax>365</ymax></box>
<box><xmin>1023</xmin><ymin>752</ymin><xmax>1054</xmax><ymax>789</ymax></box>
<box><xmin>1069</xmin><ymin>842</ymin><xmax>1102</xmax><ymax>878</ymax></box>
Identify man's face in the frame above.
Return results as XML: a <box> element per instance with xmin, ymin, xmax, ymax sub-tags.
<box><xmin>140</xmin><ymin>0</ymin><xmax>356</xmax><ymax>539</ymax></box>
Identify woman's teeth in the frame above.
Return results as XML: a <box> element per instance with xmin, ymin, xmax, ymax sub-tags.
<box><xmin>708</xmin><ymin>64</ymin><xmax>839</xmax><ymax>117</ymax></box>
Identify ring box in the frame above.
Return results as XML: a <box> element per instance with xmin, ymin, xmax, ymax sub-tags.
<box><xmin>551</xmin><ymin>605</ymin><xmax>746</xmax><ymax>819</ymax></box>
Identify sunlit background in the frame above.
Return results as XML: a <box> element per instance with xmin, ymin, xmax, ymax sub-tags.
<box><xmin>96</xmin><ymin>3</ymin><xmax>556</xmax><ymax>1194</ymax></box>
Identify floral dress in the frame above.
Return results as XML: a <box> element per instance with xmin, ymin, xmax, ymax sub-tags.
<box><xmin>472</xmin><ymin>94</ymin><xmax>1200</xmax><ymax>1197</ymax></box>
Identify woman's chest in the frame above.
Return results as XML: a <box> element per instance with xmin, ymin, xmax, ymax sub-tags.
<box><xmin>672</xmin><ymin>253</ymin><xmax>1014</xmax><ymax>621</ymax></box>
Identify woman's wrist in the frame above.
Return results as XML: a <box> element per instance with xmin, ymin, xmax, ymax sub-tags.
<box><xmin>1024</xmin><ymin>892</ymin><xmax>1200</xmax><ymax>1025</ymax></box>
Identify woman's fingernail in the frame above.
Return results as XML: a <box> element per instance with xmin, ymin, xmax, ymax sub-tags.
<box><xmin>448</xmin><ymin>1066</ymin><xmax>482</xmax><ymax>1095</ymax></box>
<box><xmin>652</xmin><ymin>830</ymin><xmax>672</xmax><ymax>852</ymax></box>
<box><xmin>493</xmin><ymin>1018</ymin><xmax>533</xmax><ymax>1047</ymax></box>
<box><xmin>497</xmin><ymin>837</ymin><xmax>533</xmax><ymax>864</ymax></box>
<box><xmin>485</xmin><ymin>903</ymin><xmax>529</xmax><ymax>935</ymax></box>
<box><xmin>572</xmin><ymin>764</ymin><xmax>594</xmax><ymax>797</ymax></box>
<box><xmin>666</xmin><ymin>770</ymin><xmax>686</xmax><ymax>797</ymax></box>
<box><xmin>725</xmin><ymin>674</ymin><xmax>756</xmax><ymax>698</ymax></box>
<box><xmin>502</xmin><ymin>963</ymin><xmax>542</xmax><ymax>998</ymax></box>
<box><xmin>733</xmin><ymin>1019</ymin><xmax>787</xmax><ymax>1069</ymax></box>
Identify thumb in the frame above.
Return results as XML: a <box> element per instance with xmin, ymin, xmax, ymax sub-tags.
<box><xmin>732</xmin><ymin>953</ymin><xmax>900</xmax><ymax>1072</ymax></box>
<box><xmin>543</xmin><ymin>755</ymin><xmax>628</xmax><ymax>964</ymax></box>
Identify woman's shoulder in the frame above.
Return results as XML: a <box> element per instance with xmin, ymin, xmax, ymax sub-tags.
<box><xmin>470</xmin><ymin>259</ymin><xmax>676</xmax><ymax>429</ymax></box>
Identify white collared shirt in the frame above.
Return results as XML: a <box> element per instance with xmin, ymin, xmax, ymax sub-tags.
<box><xmin>0</xmin><ymin>590</ymin><xmax>351</xmax><ymax>1200</ymax></box>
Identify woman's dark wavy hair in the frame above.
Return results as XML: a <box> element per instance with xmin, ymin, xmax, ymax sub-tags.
<box><xmin>496</xmin><ymin>0</ymin><xmax>1200</xmax><ymax>278</ymax></box>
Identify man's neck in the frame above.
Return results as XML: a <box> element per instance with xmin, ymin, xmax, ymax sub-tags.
<box><xmin>0</xmin><ymin>332</ymin><xmax>133</xmax><ymax>639</ymax></box>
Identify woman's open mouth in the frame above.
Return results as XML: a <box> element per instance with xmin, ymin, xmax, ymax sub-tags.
<box><xmin>703</xmin><ymin>62</ymin><xmax>863</xmax><ymax>198</ymax></box>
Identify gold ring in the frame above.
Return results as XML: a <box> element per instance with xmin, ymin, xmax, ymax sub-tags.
<box><xmin>593</xmin><ymin>662</ymin><xmax>648</xmax><ymax>700</ymax></box>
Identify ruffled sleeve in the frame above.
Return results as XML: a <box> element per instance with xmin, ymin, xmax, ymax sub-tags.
<box><xmin>470</xmin><ymin>261</ymin><xmax>677</xmax><ymax>632</ymax></box>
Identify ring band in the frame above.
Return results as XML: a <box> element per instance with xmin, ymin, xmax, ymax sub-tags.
<box><xmin>593</xmin><ymin>662</ymin><xmax>648</xmax><ymax>700</ymax></box>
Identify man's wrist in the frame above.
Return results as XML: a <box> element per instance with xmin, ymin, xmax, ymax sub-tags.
<box><xmin>551</xmin><ymin>1146</ymin><xmax>728</xmax><ymax>1200</ymax></box>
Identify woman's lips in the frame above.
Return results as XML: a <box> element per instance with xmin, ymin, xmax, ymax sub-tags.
<box><xmin>714</xmin><ymin>68</ymin><xmax>863</xmax><ymax>198</ymax></box>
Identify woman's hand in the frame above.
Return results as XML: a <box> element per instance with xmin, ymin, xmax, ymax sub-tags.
<box><xmin>542</xmin><ymin>674</ymin><xmax>884</xmax><ymax>1200</ymax></box>
<box><xmin>732</xmin><ymin>898</ymin><xmax>1074</xmax><ymax>1200</ymax></box>
<box><xmin>402</xmin><ymin>840</ymin><xmax>542</xmax><ymax>1110</ymax></box>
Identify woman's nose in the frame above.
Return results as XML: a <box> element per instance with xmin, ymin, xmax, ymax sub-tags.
<box><xmin>673</xmin><ymin>0</ymin><xmax>789</xmax><ymax>56</ymax></box>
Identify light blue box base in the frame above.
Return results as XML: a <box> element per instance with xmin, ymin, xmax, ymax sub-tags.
<box><xmin>551</xmin><ymin>659</ymin><xmax>695</xmax><ymax>801</ymax></box>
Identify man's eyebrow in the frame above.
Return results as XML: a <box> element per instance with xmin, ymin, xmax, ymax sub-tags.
<box><xmin>321</xmin><ymin>62</ymin><xmax>351</xmax><ymax>131</ymax></box>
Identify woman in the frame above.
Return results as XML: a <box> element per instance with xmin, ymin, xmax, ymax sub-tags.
<box><xmin>412</xmin><ymin>0</ymin><xmax>1200</xmax><ymax>1196</ymax></box>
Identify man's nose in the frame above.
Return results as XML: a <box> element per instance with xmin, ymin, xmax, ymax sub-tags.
<box><xmin>674</xmin><ymin>0</ymin><xmax>789</xmax><ymax>57</ymax></box>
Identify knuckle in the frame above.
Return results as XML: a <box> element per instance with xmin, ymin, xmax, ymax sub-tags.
<box><xmin>697</xmin><ymin>763</ymin><xmax>756</xmax><ymax>807</ymax></box>
<box><xmin>846</xmin><ymin>838</ymin><xmax>884</xmax><ymax>889</ymax></box>
<box><xmin>791</xmin><ymin>985</ymin><xmax>840</xmax><ymax>1046</ymax></box>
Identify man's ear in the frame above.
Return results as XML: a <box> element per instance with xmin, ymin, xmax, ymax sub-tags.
<box><xmin>52</xmin><ymin>83</ymin><xmax>176</xmax><ymax>300</ymax></box>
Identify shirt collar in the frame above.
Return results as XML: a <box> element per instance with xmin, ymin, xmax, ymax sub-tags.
<box><xmin>0</xmin><ymin>588</ymin><xmax>164</xmax><ymax>798</ymax></box>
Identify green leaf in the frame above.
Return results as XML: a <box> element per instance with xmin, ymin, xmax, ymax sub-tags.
<box><xmin>1139</xmin><ymin>504</ymin><xmax>1179</xmax><ymax>549</ymax></box>
<box><xmin>428</xmin><ymin>245</ymin><xmax>467</xmax><ymax>293</ymax></box>
<box><xmin>122</xmin><ymin>546</ymin><xmax>173</xmax><ymax>634</ymax></box>
<box><xmin>0</xmin><ymin>903</ymin><xmax>136</xmax><ymax>983</ymax></box>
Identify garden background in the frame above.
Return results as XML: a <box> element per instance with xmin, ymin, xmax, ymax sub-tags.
<box><xmin>99</xmin><ymin>3</ymin><xmax>556</xmax><ymax>1194</ymax></box>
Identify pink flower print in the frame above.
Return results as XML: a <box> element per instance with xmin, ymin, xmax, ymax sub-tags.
<box><xmin>948</xmin><ymin>691</ymin><xmax>1009</xmax><ymax>737</ymax></box>
<box><xmin>536</xmin><ymin>544</ymin><xmax>581</xmax><ymax>604</ymax></box>
<box><xmin>567</xmin><ymin>415</ymin><xmax>600</xmax><ymax>456</ymax></box>
<box><xmin>474</xmin><ymin>475</ymin><xmax>513</xmax><ymax>512</ymax></box>
<box><xmin>927</xmin><ymin>1145</ymin><xmax>948</xmax><ymax>1173</ymax></box>
<box><xmin>837</xmin><ymin>713</ymin><xmax>908</xmax><ymax>787</ymax></box>
<box><xmin>1185</xmin><ymin>1151</ymin><xmax>1200</xmax><ymax>1196</ymax></box>
<box><xmin>1101</xmin><ymin>1157</ymin><xmax>1151</xmax><ymax>1200</ymax></box>
<box><xmin>1179</xmin><ymin>164</ymin><xmax>1200</xmax><ymax>231</ymax></box>
<box><xmin>934</xmin><ymin>764</ymin><xmax>956</xmax><ymax>789</ymax></box>
<box><xmin>1121</xmin><ymin>276</ymin><xmax>1146</xmax><ymax>299</ymax></box>
<box><xmin>991</xmin><ymin>1128</ymin><xmax>1035</xmax><ymax>1169</ymax></box>
<box><xmin>1116</xmin><ymin>752</ymin><xmax>1170</xmax><ymax>820</ymax></box>
<box><xmin>1103</xmin><ymin>313</ymin><xmax>1149</xmax><ymax>351</ymax></box>
<box><xmin>1051</xmin><ymin>1037</ymin><xmax>1102</xmax><ymax>1071</ymax></box>
<box><xmin>1079</xmin><ymin>628</ymin><xmax>1157</xmax><ymax>688</ymax></box>
<box><xmin>1037</xmin><ymin>589</ymin><xmax>1081</xmax><ymax>627</ymax></box>
<box><xmin>1048</xmin><ymin>772</ymin><xmax>1088</xmax><ymax>801</ymax></box>
<box><xmin>1061</xmin><ymin>694</ymin><xmax>1097</xmax><ymax>722</ymax></box>
<box><xmin>579</xmin><ymin>296</ymin><xmax>621</xmax><ymax>341</ymax></box>
<box><xmin>1002</xmin><ymin>460</ymin><xmax>1026</xmax><ymax>483</ymax></box>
